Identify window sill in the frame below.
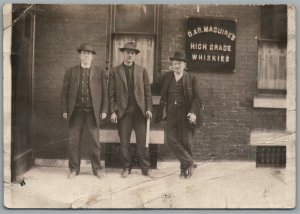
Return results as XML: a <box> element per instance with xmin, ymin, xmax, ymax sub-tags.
<box><xmin>253</xmin><ymin>95</ymin><xmax>286</xmax><ymax>109</ymax></box>
<box><xmin>100</xmin><ymin>129</ymin><xmax>164</xmax><ymax>144</ymax></box>
<box><xmin>257</xmin><ymin>38</ymin><xmax>287</xmax><ymax>43</ymax></box>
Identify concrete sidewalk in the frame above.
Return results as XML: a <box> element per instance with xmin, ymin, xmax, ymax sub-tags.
<box><xmin>4</xmin><ymin>161</ymin><xmax>295</xmax><ymax>209</ymax></box>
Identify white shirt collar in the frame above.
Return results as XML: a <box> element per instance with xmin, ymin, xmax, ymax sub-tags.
<box><xmin>81</xmin><ymin>63</ymin><xmax>91</xmax><ymax>69</ymax></box>
<box><xmin>174</xmin><ymin>72</ymin><xmax>184</xmax><ymax>81</ymax></box>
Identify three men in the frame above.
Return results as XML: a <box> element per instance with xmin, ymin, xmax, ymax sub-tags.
<box><xmin>156</xmin><ymin>51</ymin><xmax>202</xmax><ymax>179</ymax></box>
<box><xmin>61</xmin><ymin>43</ymin><xmax>108</xmax><ymax>179</ymax></box>
<box><xmin>108</xmin><ymin>42</ymin><xmax>153</xmax><ymax>178</ymax></box>
<box><xmin>61</xmin><ymin>43</ymin><xmax>201</xmax><ymax>180</ymax></box>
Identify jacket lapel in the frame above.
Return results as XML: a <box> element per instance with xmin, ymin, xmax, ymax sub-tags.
<box><xmin>182</xmin><ymin>71</ymin><xmax>192</xmax><ymax>106</ymax></box>
<box><xmin>118</xmin><ymin>64</ymin><xmax>128</xmax><ymax>92</ymax></box>
<box><xmin>161</xmin><ymin>72</ymin><xmax>173</xmax><ymax>101</ymax></box>
<box><xmin>89</xmin><ymin>64</ymin><xmax>95</xmax><ymax>82</ymax></box>
<box><xmin>74</xmin><ymin>65</ymin><xmax>81</xmax><ymax>87</ymax></box>
<box><xmin>182</xmin><ymin>71</ymin><xmax>188</xmax><ymax>94</ymax></box>
<box><xmin>133</xmin><ymin>64</ymin><xmax>140</xmax><ymax>90</ymax></box>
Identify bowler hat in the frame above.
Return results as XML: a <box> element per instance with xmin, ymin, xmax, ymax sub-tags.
<box><xmin>119</xmin><ymin>42</ymin><xmax>140</xmax><ymax>54</ymax></box>
<box><xmin>169</xmin><ymin>51</ymin><xmax>187</xmax><ymax>62</ymax></box>
<box><xmin>77</xmin><ymin>43</ymin><xmax>96</xmax><ymax>54</ymax></box>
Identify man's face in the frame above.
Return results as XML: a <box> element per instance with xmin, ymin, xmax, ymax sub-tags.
<box><xmin>79</xmin><ymin>51</ymin><xmax>94</xmax><ymax>66</ymax></box>
<box><xmin>172</xmin><ymin>60</ymin><xmax>186</xmax><ymax>74</ymax></box>
<box><xmin>122</xmin><ymin>50</ymin><xmax>136</xmax><ymax>65</ymax></box>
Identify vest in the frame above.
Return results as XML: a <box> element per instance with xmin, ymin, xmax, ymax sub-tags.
<box><xmin>167</xmin><ymin>76</ymin><xmax>186</xmax><ymax>110</ymax></box>
<box><xmin>75</xmin><ymin>67</ymin><xmax>93</xmax><ymax>111</ymax></box>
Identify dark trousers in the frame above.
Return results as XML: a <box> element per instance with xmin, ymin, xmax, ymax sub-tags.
<box><xmin>118</xmin><ymin>104</ymin><xmax>150</xmax><ymax>172</ymax></box>
<box><xmin>68</xmin><ymin>109</ymin><xmax>101</xmax><ymax>175</ymax></box>
<box><xmin>166</xmin><ymin>106</ymin><xmax>194</xmax><ymax>171</ymax></box>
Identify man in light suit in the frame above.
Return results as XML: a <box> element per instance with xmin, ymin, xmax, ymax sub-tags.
<box><xmin>155</xmin><ymin>51</ymin><xmax>202</xmax><ymax>179</ymax></box>
<box><xmin>61</xmin><ymin>43</ymin><xmax>108</xmax><ymax>179</ymax></box>
<box><xmin>109</xmin><ymin>42</ymin><xmax>153</xmax><ymax>178</ymax></box>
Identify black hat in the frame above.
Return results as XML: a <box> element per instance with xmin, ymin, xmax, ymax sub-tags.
<box><xmin>169</xmin><ymin>51</ymin><xmax>187</xmax><ymax>62</ymax></box>
<box><xmin>119</xmin><ymin>42</ymin><xmax>140</xmax><ymax>54</ymax></box>
<box><xmin>77</xmin><ymin>43</ymin><xmax>96</xmax><ymax>54</ymax></box>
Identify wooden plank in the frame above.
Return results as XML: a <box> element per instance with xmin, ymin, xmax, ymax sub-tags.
<box><xmin>258</xmin><ymin>42</ymin><xmax>286</xmax><ymax>90</ymax></box>
<box><xmin>99</xmin><ymin>129</ymin><xmax>164</xmax><ymax>144</ymax></box>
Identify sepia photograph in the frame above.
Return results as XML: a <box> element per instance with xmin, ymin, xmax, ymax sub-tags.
<box><xmin>2</xmin><ymin>3</ymin><xmax>296</xmax><ymax>209</ymax></box>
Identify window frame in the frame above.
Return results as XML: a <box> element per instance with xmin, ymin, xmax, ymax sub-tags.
<box><xmin>113</xmin><ymin>5</ymin><xmax>157</xmax><ymax>34</ymax></box>
<box><xmin>255</xmin><ymin>5</ymin><xmax>288</xmax><ymax>109</ymax></box>
<box><xmin>107</xmin><ymin>5</ymin><xmax>162</xmax><ymax>86</ymax></box>
<box><xmin>256</xmin><ymin>5</ymin><xmax>287</xmax><ymax>93</ymax></box>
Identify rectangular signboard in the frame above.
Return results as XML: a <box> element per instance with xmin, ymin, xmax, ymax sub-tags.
<box><xmin>186</xmin><ymin>17</ymin><xmax>236</xmax><ymax>72</ymax></box>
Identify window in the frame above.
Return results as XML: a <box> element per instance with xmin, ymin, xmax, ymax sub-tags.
<box><xmin>112</xmin><ymin>34</ymin><xmax>155</xmax><ymax>82</ymax></box>
<box><xmin>257</xmin><ymin>42</ymin><xmax>286</xmax><ymax>91</ymax></box>
<box><xmin>255</xmin><ymin>5</ymin><xmax>287</xmax><ymax>109</ymax></box>
<box><xmin>257</xmin><ymin>5</ymin><xmax>287</xmax><ymax>93</ymax></box>
<box><xmin>110</xmin><ymin>5</ymin><xmax>161</xmax><ymax>84</ymax></box>
<box><xmin>260</xmin><ymin>5</ymin><xmax>287</xmax><ymax>41</ymax></box>
<box><xmin>114</xmin><ymin>5</ymin><xmax>155</xmax><ymax>33</ymax></box>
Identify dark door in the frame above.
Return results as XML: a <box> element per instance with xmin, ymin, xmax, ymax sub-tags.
<box><xmin>11</xmin><ymin>4</ymin><xmax>35</xmax><ymax>181</ymax></box>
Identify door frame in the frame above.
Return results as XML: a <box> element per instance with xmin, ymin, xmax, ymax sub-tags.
<box><xmin>11</xmin><ymin>4</ymin><xmax>36</xmax><ymax>181</ymax></box>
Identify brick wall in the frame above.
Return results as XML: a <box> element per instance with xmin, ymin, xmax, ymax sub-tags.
<box><xmin>32</xmin><ymin>4</ymin><xmax>286</xmax><ymax>161</ymax></box>
<box><xmin>160</xmin><ymin>5</ymin><xmax>286</xmax><ymax>161</ymax></box>
<box><xmin>33</xmin><ymin>5</ymin><xmax>109</xmax><ymax>158</ymax></box>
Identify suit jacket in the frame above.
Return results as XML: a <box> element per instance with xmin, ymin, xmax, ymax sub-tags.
<box><xmin>156</xmin><ymin>71</ymin><xmax>202</xmax><ymax>126</ymax></box>
<box><xmin>108</xmin><ymin>63</ymin><xmax>153</xmax><ymax>119</ymax></box>
<box><xmin>61</xmin><ymin>64</ymin><xmax>108</xmax><ymax>126</ymax></box>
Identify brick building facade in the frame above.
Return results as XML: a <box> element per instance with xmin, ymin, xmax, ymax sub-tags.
<box><xmin>160</xmin><ymin>5</ymin><xmax>286</xmax><ymax>160</ymax></box>
<box><xmin>9</xmin><ymin>4</ymin><xmax>290</xmax><ymax>179</ymax></box>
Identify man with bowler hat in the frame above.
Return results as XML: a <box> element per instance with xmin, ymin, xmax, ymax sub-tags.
<box><xmin>61</xmin><ymin>43</ymin><xmax>108</xmax><ymax>179</ymax></box>
<box><xmin>109</xmin><ymin>41</ymin><xmax>153</xmax><ymax>178</ymax></box>
<box><xmin>155</xmin><ymin>51</ymin><xmax>202</xmax><ymax>179</ymax></box>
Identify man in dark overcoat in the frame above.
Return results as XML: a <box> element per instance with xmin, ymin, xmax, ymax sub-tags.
<box><xmin>109</xmin><ymin>42</ymin><xmax>153</xmax><ymax>178</ymax></box>
<box><xmin>156</xmin><ymin>51</ymin><xmax>202</xmax><ymax>179</ymax></box>
<box><xmin>61</xmin><ymin>43</ymin><xmax>108</xmax><ymax>179</ymax></box>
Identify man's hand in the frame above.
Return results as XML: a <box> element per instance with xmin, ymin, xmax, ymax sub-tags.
<box><xmin>146</xmin><ymin>111</ymin><xmax>152</xmax><ymax>120</ymax></box>
<box><xmin>63</xmin><ymin>112</ymin><xmax>68</xmax><ymax>120</ymax></box>
<box><xmin>101</xmin><ymin>113</ymin><xmax>107</xmax><ymax>120</ymax></box>
<box><xmin>110</xmin><ymin>112</ymin><xmax>118</xmax><ymax>124</ymax></box>
<box><xmin>187</xmin><ymin>113</ymin><xmax>196</xmax><ymax>124</ymax></box>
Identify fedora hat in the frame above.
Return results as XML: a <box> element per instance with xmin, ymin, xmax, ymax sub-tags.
<box><xmin>119</xmin><ymin>42</ymin><xmax>140</xmax><ymax>54</ymax></box>
<box><xmin>169</xmin><ymin>51</ymin><xmax>187</xmax><ymax>62</ymax></box>
<box><xmin>77</xmin><ymin>43</ymin><xmax>96</xmax><ymax>54</ymax></box>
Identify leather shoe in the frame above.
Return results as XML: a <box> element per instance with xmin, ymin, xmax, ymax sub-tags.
<box><xmin>142</xmin><ymin>169</ymin><xmax>154</xmax><ymax>178</ymax></box>
<box><xmin>185</xmin><ymin>167</ymin><xmax>194</xmax><ymax>178</ymax></box>
<box><xmin>192</xmin><ymin>163</ymin><xmax>198</xmax><ymax>168</ymax></box>
<box><xmin>95</xmin><ymin>170</ymin><xmax>104</xmax><ymax>179</ymax></box>
<box><xmin>121</xmin><ymin>168</ymin><xmax>131</xmax><ymax>178</ymax></box>
<box><xmin>68</xmin><ymin>171</ymin><xmax>76</xmax><ymax>179</ymax></box>
<box><xmin>180</xmin><ymin>170</ymin><xmax>187</xmax><ymax>179</ymax></box>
